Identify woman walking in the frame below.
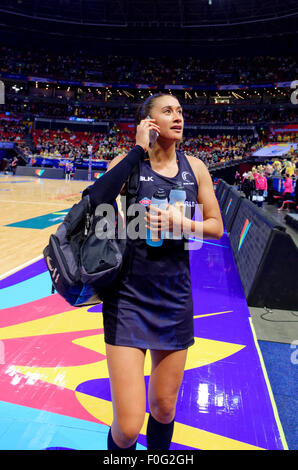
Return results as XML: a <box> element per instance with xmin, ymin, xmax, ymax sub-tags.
<box><xmin>89</xmin><ymin>93</ymin><xmax>223</xmax><ymax>450</ymax></box>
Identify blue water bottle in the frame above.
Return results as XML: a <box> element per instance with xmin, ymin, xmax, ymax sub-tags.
<box><xmin>146</xmin><ymin>188</ymin><xmax>168</xmax><ymax>247</ymax></box>
<box><xmin>166</xmin><ymin>183</ymin><xmax>186</xmax><ymax>239</ymax></box>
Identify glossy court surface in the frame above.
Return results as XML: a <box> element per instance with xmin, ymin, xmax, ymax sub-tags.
<box><xmin>0</xmin><ymin>175</ymin><xmax>288</xmax><ymax>450</ymax></box>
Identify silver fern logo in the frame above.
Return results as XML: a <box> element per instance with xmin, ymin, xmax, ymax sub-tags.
<box><xmin>182</xmin><ymin>171</ymin><xmax>192</xmax><ymax>182</ymax></box>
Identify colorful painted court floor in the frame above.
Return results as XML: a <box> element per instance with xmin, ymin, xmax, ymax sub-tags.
<box><xmin>0</xmin><ymin>232</ymin><xmax>288</xmax><ymax>450</ymax></box>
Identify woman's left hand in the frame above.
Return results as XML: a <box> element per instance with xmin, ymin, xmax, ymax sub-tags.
<box><xmin>145</xmin><ymin>204</ymin><xmax>184</xmax><ymax>237</ymax></box>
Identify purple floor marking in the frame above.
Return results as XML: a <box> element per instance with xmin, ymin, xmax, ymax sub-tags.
<box><xmin>0</xmin><ymin>258</ymin><xmax>47</xmax><ymax>288</ymax></box>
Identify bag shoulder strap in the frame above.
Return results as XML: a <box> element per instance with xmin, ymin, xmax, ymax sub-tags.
<box><xmin>126</xmin><ymin>159</ymin><xmax>140</xmax><ymax>205</ymax></box>
<box><xmin>80</xmin><ymin>158</ymin><xmax>140</xmax><ymax>207</ymax></box>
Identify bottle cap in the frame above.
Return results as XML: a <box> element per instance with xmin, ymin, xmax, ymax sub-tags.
<box><xmin>152</xmin><ymin>188</ymin><xmax>167</xmax><ymax>200</ymax></box>
<box><xmin>171</xmin><ymin>182</ymin><xmax>184</xmax><ymax>191</ymax></box>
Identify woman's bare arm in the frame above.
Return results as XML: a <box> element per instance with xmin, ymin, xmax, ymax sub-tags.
<box><xmin>183</xmin><ymin>156</ymin><xmax>224</xmax><ymax>240</ymax></box>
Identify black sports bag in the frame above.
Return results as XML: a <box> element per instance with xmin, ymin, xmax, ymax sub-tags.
<box><xmin>43</xmin><ymin>162</ymin><xmax>140</xmax><ymax>307</ymax></box>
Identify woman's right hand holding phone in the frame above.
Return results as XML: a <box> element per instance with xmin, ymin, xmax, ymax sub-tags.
<box><xmin>136</xmin><ymin>118</ymin><xmax>160</xmax><ymax>152</ymax></box>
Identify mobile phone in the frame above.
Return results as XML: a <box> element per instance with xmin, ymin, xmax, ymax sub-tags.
<box><xmin>146</xmin><ymin>115</ymin><xmax>159</xmax><ymax>148</ymax></box>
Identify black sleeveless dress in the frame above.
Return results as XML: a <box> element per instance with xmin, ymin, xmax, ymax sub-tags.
<box><xmin>102</xmin><ymin>150</ymin><xmax>198</xmax><ymax>350</ymax></box>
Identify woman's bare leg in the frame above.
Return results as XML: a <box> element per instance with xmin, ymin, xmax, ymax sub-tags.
<box><xmin>148</xmin><ymin>348</ymin><xmax>188</xmax><ymax>424</ymax></box>
<box><xmin>106</xmin><ymin>344</ymin><xmax>147</xmax><ymax>449</ymax></box>
<box><xmin>146</xmin><ymin>348</ymin><xmax>188</xmax><ymax>450</ymax></box>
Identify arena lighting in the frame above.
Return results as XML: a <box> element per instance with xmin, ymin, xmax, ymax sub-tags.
<box><xmin>12</xmin><ymin>84</ymin><xmax>22</xmax><ymax>93</ymax></box>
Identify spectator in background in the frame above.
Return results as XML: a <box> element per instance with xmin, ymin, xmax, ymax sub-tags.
<box><xmin>278</xmin><ymin>172</ymin><xmax>294</xmax><ymax>211</ymax></box>
<box><xmin>241</xmin><ymin>172</ymin><xmax>251</xmax><ymax>199</ymax></box>
<box><xmin>234</xmin><ymin>170</ymin><xmax>241</xmax><ymax>189</ymax></box>
<box><xmin>65</xmin><ymin>160</ymin><xmax>72</xmax><ymax>181</ymax></box>
<box><xmin>255</xmin><ymin>170</ymin><xmax>267</xmax><ymax>208</ymax></box>
<box><xmin>248</xmin><ymin>171</ymin><xmax>257</xmax><ymax>202</ymax></box>
<box><xmin>266</xmin><ymin>170</ymin><xmax>274</xmax><ymax>205</ymax></box>
<box><xmin>285</xmin><ymin>159</ymin><xmax>295</xmax><ymax>176</ymax></box>
<box><xmin>242</xmin><ymin>171</ymin><xmax>256</xmax><ymax>201</ymax></box>
<box><xmin>272</xmin><ymin>160</ymin><xmax>282</xmax><ymax>176</ymax></box>
<box><xmin>11</xmin><ymin>156</ymin><xmax>18</xmax><ymax>175</ymax></box>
